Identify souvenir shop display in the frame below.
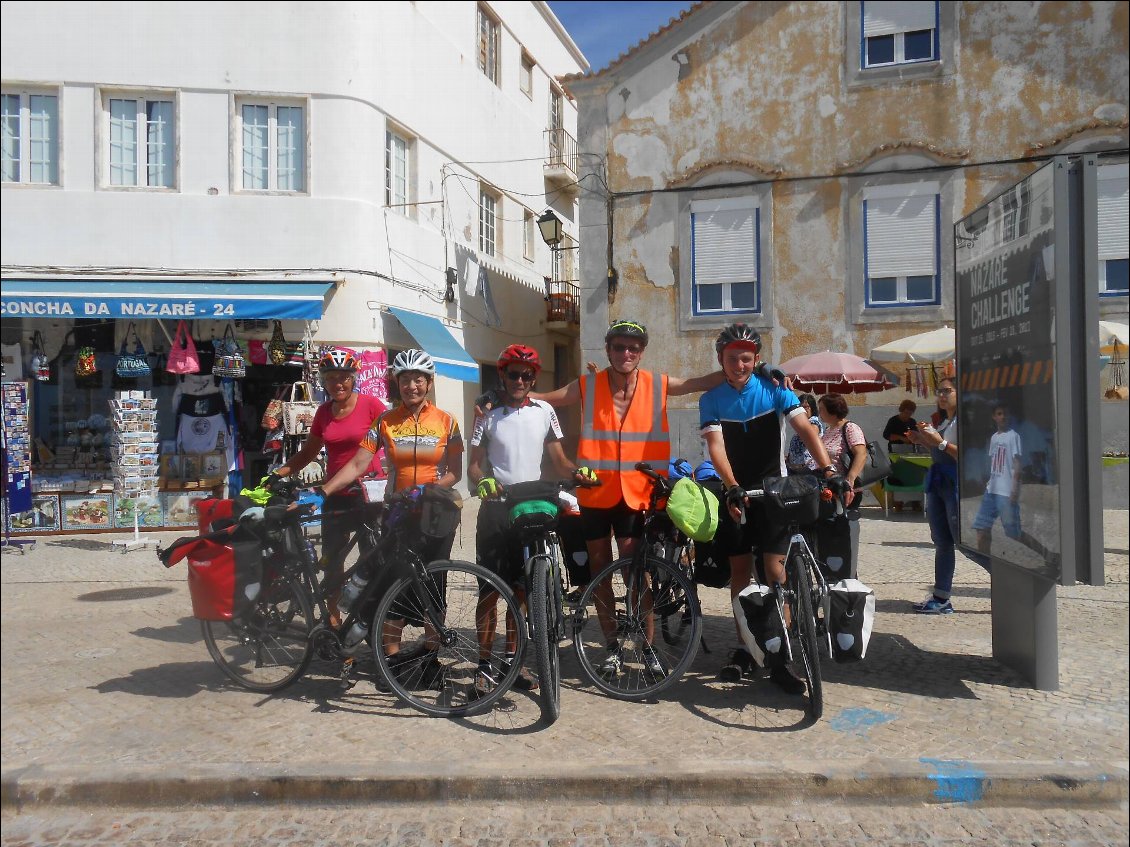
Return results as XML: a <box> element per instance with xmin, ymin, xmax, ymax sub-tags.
<box><xmin>111</xmin><ymin>390</ymin><xmax>161</xmax><ymax>512</ymax></box>
<box><xmin>166</xmin><ymin>320</ymin><xmax>200</xmax><ymax>375</ymax></box>
<box><xmin>8</xmin><ymin>493</ymin><xmax>59</xmax><ymax>533</ymax></box>
<box><xmin>3</xmin><ymin>381</ymin><xmax>38</xmax><ymax>550</ymax></box>
<box><xmin>61</xmin><ymin>492</ymin><xmax>113</xmax><ymax>530</ymax></box>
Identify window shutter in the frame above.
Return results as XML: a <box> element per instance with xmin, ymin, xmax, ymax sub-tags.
<box><xmin>863</xmin><ymin>0</ymin><xmax>936</xmax><ymax>37</ymax></box>
<box><xmin>1097</xmin><ymin>164</ymin><xmax>1129</xmax><ymax>261</ymax></box>
<box><xmin>692</xmin><ymin>200</ymin><xmax>758</xmax><ymax>286</ymax></box>
<box><xmin>865</xmin><ymin>188</ymin><xmax>937</xmax><ymax>278</ymax></box>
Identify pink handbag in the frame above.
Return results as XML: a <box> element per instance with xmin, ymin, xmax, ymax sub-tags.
<box><xmin>166</xmin><ymin>320</ymin><xmax>200</xmax><ymax>374</ymax></box>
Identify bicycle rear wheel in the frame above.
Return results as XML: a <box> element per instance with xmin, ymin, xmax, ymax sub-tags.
<box><xmin>372</xmin><ymin>559</ymin><xmax>526</xmax><ymax>718</ymax></box>
<box><xmin>787</xmin><ymin>552</ymin><xmax>823</xmax><ymax>722</ymax></box>
<box><xmin>201</xmin><ymin>577</ymin><xmax>314</xmax><ymax>693</ymax></box>
<box><xmin>529</xmin><ymin>551</ymin><xmax>562</xmax><ymax>724</ymax></box>
<box><xmin>572</xmin><ymin>554</ymin><xmax>701</xmax><ymax>701</ymax></box>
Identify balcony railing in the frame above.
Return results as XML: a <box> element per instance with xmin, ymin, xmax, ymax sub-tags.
<box><xmin>544</xmin><ymin>128</ymin><xmax>579</xmax><ymax>178</ymax></box>
<box><xmin>545</xmin><ymin>279</ymin><xmax>580</xmax><ymax>325</ymax></box>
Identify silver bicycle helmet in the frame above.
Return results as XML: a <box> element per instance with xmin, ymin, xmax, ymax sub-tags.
<box><xmin>391</xmin><ymin>348</ymin><xmax>436</xmax><ymax>377</ymax></box>
<box><xmin>714</xmin><ymin>323</ymin><xmax>762</xmax><ymax>355</ymax></box>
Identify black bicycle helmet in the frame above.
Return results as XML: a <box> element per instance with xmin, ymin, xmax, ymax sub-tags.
<box><xmin>715</xmin><ymin>323</ymin><xmax>762</xmax><ymax>355</ymax></box>
<box><xmin>605</xmin><ymin>319</ymin><xmax>649</xmax><ymax>346</ymax></box>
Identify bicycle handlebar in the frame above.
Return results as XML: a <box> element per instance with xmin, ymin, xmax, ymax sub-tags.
<box><xmin>738</xmin><ymin>479</ymin><xmax>848</xmax><ymax>520</ymax></box>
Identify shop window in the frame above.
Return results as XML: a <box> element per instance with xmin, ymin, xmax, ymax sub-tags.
<box><xmin>861</xmin><ymin>1</ymin><xmax>938</xmax><ymax>68</ymax></box>
<box><xmin>479</xmin><ymin>186</ymin><xmax>499</xmax><ymax>256</ymax></box>
<box><xmin>104</xmin><ymin>93</ymin><xmax>176</xmax><ymax>188</ymax></box>
<box><xmin>690</xmin><ymin>197</ymin><xmax>761</xmax><ymax>315</ymax></box>
<box><xmin>520</xmin><ymin>52</ymin><xmax>535</xmax><ymax>99</ymax></box>
<box><xmin>385</xmin><ymin>128</ymin><xmax>412</xmax><ymax>214</ymax></box>
<box><xmin>1098</xmin><ymin>163</ymin><xmax>1129</xmax><ymax>296</ymax></box>
<box><xmin>237</xmin><ymin>99</ymin><xmax>305</xmax><ymax>192</ymax></box>
<box><xmin>1</xmin><ymin>88</ymin><xmax>59</xmax><ymax>185</ymax></box>
<box><xmin>477</xmin><ymin>4</ymin><xmax>500</xmax><ymax>86</ymax></box>
<box><xmin>863</xmin><ymin>182</ymin><xmax>941</xmax><ymax>307</ymax></box>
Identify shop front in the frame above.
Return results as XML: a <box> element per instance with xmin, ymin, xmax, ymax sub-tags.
<box><xmin>1</xmin><ymin>279</ymin><xmax>334</xmax><ymax>536</ymax></box>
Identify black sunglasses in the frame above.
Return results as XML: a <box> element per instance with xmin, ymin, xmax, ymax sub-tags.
<box><xmin>504</xmin><ymin>370</ymin><xmax>536</xmax><ymax>382</ymax></box>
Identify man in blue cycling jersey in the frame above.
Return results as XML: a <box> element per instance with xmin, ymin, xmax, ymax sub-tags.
<box><xmin>699</xmin><ymin>323</ymin><xmax>840</xmax><ymax>693</ymax></box>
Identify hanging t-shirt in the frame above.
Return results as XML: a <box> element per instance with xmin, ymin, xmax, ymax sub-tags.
<box><xmin>177</xmin><ymin>413</ymin><xmax>228</xmax><ymax>454</ymax></box>
<box><xmin>310</xmin><ymin>393</ymin><xmax>387</xmax><ymax>479</ymax></box>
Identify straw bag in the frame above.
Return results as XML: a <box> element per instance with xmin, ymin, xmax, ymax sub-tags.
<box><xmin>282</xmin><ymin>382</ymin><xmax>318</xmax><ymax>436</ymax></box>
<box><xmin>260</xmin><ymin>387</ymin><xmax>285</xmax><ymax>430</ymax></box>
<box><xmin>167</xmin><ymin>320</ymin><xmax>200</xmax><ymax>374</ymax></box>
<box><xmin>268</xmin><ymin>321</ymin><xmax>288</xmax><ymax>366</ymax></box>
<box><xmin>115</xmin><ymin>323</ymin><xmax>151</xmax><ymax>378</ymax></box>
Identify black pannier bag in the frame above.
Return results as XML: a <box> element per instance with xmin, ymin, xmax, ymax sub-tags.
<box><xmin>733</xmin><ymin>583</ymin><xmax>785</xmax><ymax>669</ymax></box>
<box><xmin>691</xmin><ymin>476</ymin><xmax>729</xmax><ymax>588</ymax></box>
<box><xmin>827</xmin><ymin>578</ymin><xmax>876</xmax><ymax>663</ymax></box>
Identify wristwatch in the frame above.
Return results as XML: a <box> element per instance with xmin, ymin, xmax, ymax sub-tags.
<box><xmin>821</xmin><ymin>465</ymin><xmax>836</xmax><ymax>476</ymax></box>
<box><xmin>938</xmin><ymin>440</ymin><xmax>949</xmax><ymax>451</ymax></box>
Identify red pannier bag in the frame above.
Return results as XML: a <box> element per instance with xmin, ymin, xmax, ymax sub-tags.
<box><xmin>197</xmin><ymin>497</ymin><xmax>235</xmax><ymax>534</ymax></box>
<box><xmin>185</xmin><ymin>540</ymin><xmax>237</xmax><ymax>621</ymax></box>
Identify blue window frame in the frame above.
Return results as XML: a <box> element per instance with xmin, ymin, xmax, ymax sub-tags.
<box><xmin>863</xmin><ymin>184</ymin><xmax>941</xmax><ymax>308</ymax></box>
<box><xmin>1098</xmin><ymin>163</ymin><xmax>1128</xmax><ymax>297</ymax></box>
<box><xmin>861</xmin><ymin>1</ymin><xmax>939</xmax><ymax>69</ymax></box>
<box><xmin>690</xmin><ymin>198</ymin><xmax>761</xmax><ymax>316</ymax></box>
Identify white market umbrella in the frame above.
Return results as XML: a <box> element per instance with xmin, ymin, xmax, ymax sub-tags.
<box><xmin>1099</xmin><ymin>321</ymin><xmax>1129</xmax><ymax>356</ymax></box>
<box><xmin>870</xmin><ymin>326</ymin><xmax>955</xmax><ymax>365</ymax></box>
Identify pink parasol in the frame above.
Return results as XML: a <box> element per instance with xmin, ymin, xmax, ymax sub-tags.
<box><xmin>779</xmin><ymin>350</ymin><xmax>897</xmax><ymax>394</ymax></box>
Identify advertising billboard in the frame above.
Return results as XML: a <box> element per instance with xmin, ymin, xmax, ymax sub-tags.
<box><xmin>954</xmin><ymin>161</ymin><xmax>1060</xmax><ymax>581</ymax></box>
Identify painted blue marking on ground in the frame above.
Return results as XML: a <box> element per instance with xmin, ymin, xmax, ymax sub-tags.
<box><xmin>828</xmin><ymin>707</ymin><xmax>897</xmax><ymax>736</ymax></box>
<box><xmin>920</xmin><ymin>757</ymin><xmax>987</xmax><ymax>804</ymax></box>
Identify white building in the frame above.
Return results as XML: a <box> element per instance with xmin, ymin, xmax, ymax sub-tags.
<box><xmin>1</xmin><ymin>1</ymin><xmax>587</xmax><ymax>480</ymax></box>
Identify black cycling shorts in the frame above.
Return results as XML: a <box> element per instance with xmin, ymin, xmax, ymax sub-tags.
<box><xmin>717</xmin><ymin>498</ymin><xmax>791</xmax><ymax>559</ymax></box>
<box><xmin>579</xmin><ymin>498</ymin><xmax>644</xmax><ymax>544</ymax></box>
<box><xmin>475</xmin><ymin>500</ymin><xmax>526</xmax><ymax>588</ymax></box>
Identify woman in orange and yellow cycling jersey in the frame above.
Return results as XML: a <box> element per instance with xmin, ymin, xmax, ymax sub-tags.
<box><xmin>320</xmin><ymin>347</ymin><xmax>463</xmax><ymax>565</ymax></box>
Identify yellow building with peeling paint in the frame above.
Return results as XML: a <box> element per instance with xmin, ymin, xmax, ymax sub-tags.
<box><xmin>562</xmin><ymin>0</ymin><xmax>1128</xmax><ymax>457</ymax></box>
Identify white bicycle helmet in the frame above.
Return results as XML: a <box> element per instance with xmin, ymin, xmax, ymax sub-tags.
<box><xmin>318</xmin><ymin>348</ymin><xmax>360</xmax><ymax>373</ymax></box>
<box><xmin>391</xmin><ymin>348</ymin><xmax>436</xmax><ymax>377</ymax></box>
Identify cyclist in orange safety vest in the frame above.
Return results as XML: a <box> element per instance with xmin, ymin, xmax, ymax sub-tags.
<box><xmin>532</xmin><ymin>319</ymin><xmax>726</xmax><ymax>677</ymax></box>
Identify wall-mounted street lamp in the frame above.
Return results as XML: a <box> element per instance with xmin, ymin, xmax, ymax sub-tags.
<box><xmin>537</xmin><ymin>209</ymin><xmax>564</xmax><ymax>248</ymax></box>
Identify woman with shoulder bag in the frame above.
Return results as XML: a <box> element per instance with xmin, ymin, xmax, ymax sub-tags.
<box><xmin>812</xmin><ymin>393</ymin><xmax>867</xmax><ymax>581</ymax></box>
<box><xmin>269</xmin><ymin>348</ymin><xmax>387</xmax><ymax>626</ymax></box>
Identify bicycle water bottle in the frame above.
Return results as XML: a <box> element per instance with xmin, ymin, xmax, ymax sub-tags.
<box><xmin>338</xmin><ymin>569</ymin><xmax>370</xmax><ymax>615</ymax></box>
<box><xmin>301</xmin><ymin>536</ymin><xmax>317</xmax><ymax>566</ymax></box>
<box><xmin>342</xmin><ymin>619</ymin><xmax>368</xmax><ymax>653</ymax></box>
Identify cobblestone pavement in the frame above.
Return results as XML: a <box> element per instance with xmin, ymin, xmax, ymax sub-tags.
<box><xmin>2</xmin><ymin>801</ymin><xmax>1128</xmax><ymax>846</ymax></box>
<box><xmin>1</xmin><ymin>503</ymin><xmax>1127</xmax><ymax>810</ymax></box>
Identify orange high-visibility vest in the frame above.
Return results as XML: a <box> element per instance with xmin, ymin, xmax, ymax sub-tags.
<box><xmin>577</xmin><ymin>368</ymin><xmax>670</xmax><ymax>510</ymax></box>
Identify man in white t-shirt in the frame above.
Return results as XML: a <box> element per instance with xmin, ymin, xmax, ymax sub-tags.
<box><xmin>972</xmin><ymin>404</ymin><xmax>1023</xmax><ymax>553</ymax></box>
<box><xmin>468</xmin><ymin>344</ymin><xmax>593</xmax><ymax>696</ymax></box>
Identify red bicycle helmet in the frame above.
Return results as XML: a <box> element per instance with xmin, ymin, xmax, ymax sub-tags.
<box><xmin>318</xmin><ymin>347</ymin><xmax>361</xmax><ymax>372</ymax></box>
<box><xmin>497</xmin><ymin>344</ymin><xmax>541</xmax><ymax>372</ymax></box>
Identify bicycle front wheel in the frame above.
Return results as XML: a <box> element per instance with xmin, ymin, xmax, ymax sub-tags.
<box><xmin>572</xmin><ymin>554</ymin><xmax>701</xmax><ymax>701</ymax></box>
<box><xmin>201</xmin><ymin>577</ymin><xmax>315</xmax><ymax>693</ymax></box>
<box><xmin>372</xmin><ymin>559</ymin><xmax>526</xmax><ymax>718</ymax></box>
<box><xmin>787</xmin><ymin>552</ymin><xmax>823</xmax><ymax>723</ymax></box>
<box><xmin>529</xmin><ymin>551</ymin><xmax>562</xmax><ymax>724</ymax></box>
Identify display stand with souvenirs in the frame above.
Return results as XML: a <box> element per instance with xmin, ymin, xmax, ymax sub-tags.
<box><xmin>110</xmin><ymin>390</ymin><xmax>160</xmax><ymax>552</ymax></box>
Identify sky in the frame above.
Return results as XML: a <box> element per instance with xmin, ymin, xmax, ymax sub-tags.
<box><xmin>546</xmin><ymin>1</ymin><xmax>698</xmax><ymax>73</ymax></box>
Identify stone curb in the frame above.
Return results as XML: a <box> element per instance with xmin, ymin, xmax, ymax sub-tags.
<box><xmin>3</xmin><ymin>760</ymin><xmax>1127</xmax><ymax>810</ymax></box>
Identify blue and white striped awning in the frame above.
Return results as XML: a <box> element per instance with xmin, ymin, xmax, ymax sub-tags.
<box><xmin>0</xmin><ymin>280</ymin><xmax>334</xmax><ymax>321</ymax></box>
<box><xmin>388</xmin><ymin>306</ymin><xmax>478</xmax><ymax>382</ymax></box>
